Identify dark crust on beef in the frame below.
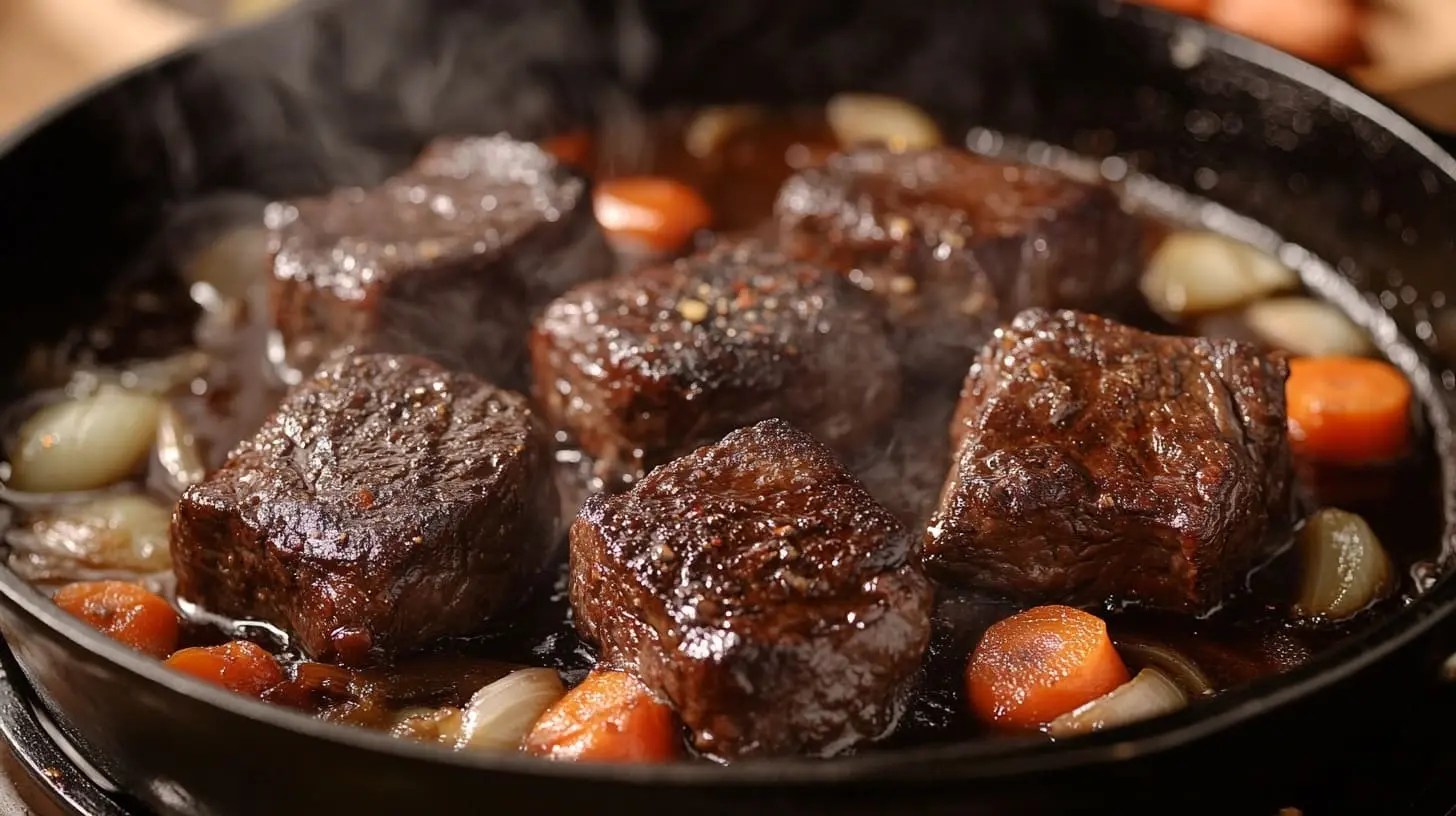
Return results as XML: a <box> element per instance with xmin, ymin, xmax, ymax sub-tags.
<box><xmin>530</xmin><ymin>239</ymin><xmax>901</xmax><ymax>482</ymax></box>
<box><xmin>924</xmin><ymin>309</ymin><xmax>1291</xmax><ymax>612</ymax></box>
<box><xmin>570</xmin><ymin>419</ymin><xmax>933</xmax><ymax>759</ymax></box>
<box><xmin>267</xmin><ymin>135</ymin><xmax>612</xmax><ymax>387</ymax></box>
<box><xmin>171</xmin><ymin>352</ymin><xmax>561</xmax><ymax>663</ymax></box>
<box><xmin>776</xmin><ymin>147</ymin><xmax>1146</xmax><ymax>380</ymax></box>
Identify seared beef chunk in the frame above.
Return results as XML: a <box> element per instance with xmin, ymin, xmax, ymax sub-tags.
<box><xmin>267</xmin><ymin>135</ymin><xmax>612</xmax><ymax>387</ymax></box>
<box><xmin>530</xmin><ymin>239</ymin><xmax>901</xmax><ymax>481</ymax></box>
<box><xmin>925</xmin><ymin>309</ymin><xmax>1291</xmax><ymax>612</ymax></box>
<box><xmin>570</xmin><ymin>419</ymin><xmax>933</xmax><ymax>759</ymax></box>
<box><xmin>776</xmin><ymin>147</ymin><xmax>1145</xmax><ymax>379</ymax></box>
<box><xmin>171</xmin><ymin>353</ymin><xmax>560</xmax><ymax>663</ymax></box>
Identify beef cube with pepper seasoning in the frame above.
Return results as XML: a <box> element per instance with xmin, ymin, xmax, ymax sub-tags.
<box><xmin>925</xmin><ymin>309</ymin><xmax>1292</xmax><ymax>613</ymax></box>
<box><xmin>570</xmin><ymin>419</ymin><xmax>934</xmax><ymax>759</ymax></box>
<box><xmin>529</xmin><ymin>238</ymin><xmax>902</xmax><ymax>482</ymax></box>
<box><xmin>267</xmin><ymin>135</ymin><xmax>613</xmax><ymax>388</ymax></box>
<box><xmin>170</xmin><ymin>352</ymin><xmax>561</xmax><ymax>664</ymax></box>
<box><xmin>776</xmin><ymin>146</ymin><xmax>1146</xmax><ymax>381</ymax></box>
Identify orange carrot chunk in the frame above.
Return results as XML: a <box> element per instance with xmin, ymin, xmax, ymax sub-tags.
<box><xmin>966</xmin><ymin>605</ymin><xmax>1130</xmax><ymax>731</ymax></box>
<box><xmin>593</xmin><ymin>177</ymin><xmax>713</xmax><ymax>256</ymax></box>
<box><xmin>542</xmin><ymin>132</ymin><xmax>593</xmax><ymax>168</ymax></box>
<box><xmin>165</xmin><ymin>641</ymin><xmax>285</xmax><ymax>697</ymax></box>
<box><xmin>1130</xmin><ymin>0</ymin><xmax>1212</xmax><ymax>17</ymax></box>
<box><xmin>1286</xmin><ymin>356</ymin><xmax>1412</xmax><ymax>465</ymax></box>
<box><xmin>524</xmin><ymin>670</ymin><xmax>680</xmax><ymax>762</ymax></box>
<box><xmin>52</xmin><ymin>581</ymin><xmax>180</xmax><ymax>659</ymax></box>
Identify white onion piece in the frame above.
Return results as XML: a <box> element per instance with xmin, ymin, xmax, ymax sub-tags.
<box><xmin>1243</xmin><ymin>297</ymin><xmax>1375</xmax><ymax>358</ymax></box>
<box><xmin>1141</xmin><ymin>232</ymin><xmax>1299</xmax><ymax>319</ymax></box>
<box><xmin>455</xmin><ymin>668</ymin><xmax>565</xmax><ymax>752</ymax></box>
<box><xmin>684</xmin><ymin>106</ymin><xmax>763</xmax><ymax>159</ymax></box>
<box><xmin>1047</xmin><ymin>668</ymin><xmax>1188</xmax><ymax>739</ymax></box>
<box><xmin>153</xmin><ymin>405</ymin><xmax>207</xmax><ymax>494</ymax></box>
<box><xmin>826</xmin><ymin>94</ymin><xmax>943</xmax><ymax>151</ymax></box>
<box><xmin>20</xmin><ymin>494</ymin><xmax>173</xmax><ymax>572</ymax></box>
<box><xmin>184</xmin><ymin>226</ymin><xmax>269</xmax><ymax>302</ymax></box>
<box><xmin>7</xmin><ymin>388</ymin><xmax>162</xmax><ymax>493</ymax></box>
<box><xmin>1293</xmin><ymin>508</ymin><xmax>1393</xmax><ymax>620</ymax></box>
<box><xmin>7</xmin><ymin>549</ymin><xmax>173</xmax><ymax>596</ymax></box>
<box><xmin>391</xmin><ymin>706</ymin><xmax>464</xmax><ymax>744</ymax></box>
<box><xmin>1115</xmin><ymin>639</ymin><xmax>1214</xmax><ymax>697</ymax></box>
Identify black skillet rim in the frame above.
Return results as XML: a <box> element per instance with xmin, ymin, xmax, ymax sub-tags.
<box><xmin>0</xmin><ymin>0</ymin><xmax>1455</xmax><ymax>790</ymax></box>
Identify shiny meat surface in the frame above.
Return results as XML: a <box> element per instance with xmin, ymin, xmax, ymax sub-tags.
<box><xmin>569</xmin><ymin>419</ymin><xmax>933</xmax><ymax>759</ymax></box>
<box><xmin>267</xmin><ymin>135</ymin><xmax>612</xmax><ymax>387</ymax></box>
<box><xmin>925</xmin><ymin>309</ymin><xmax>1292</xmax><ymax>612</ymax></box>
<box><xmin>530</xmin><ymin>239</ymin><xmax>901</xmax><ymax>482</ymax></box>
<box><xmin>171</xmin><ymin>353</ymin><xmax>561</xmax><ymax>664</ymax></box>
<box><xmin>776</xmin><ymin>147</ymin><xmax>1146</xmax><ymax>380</ymax></box>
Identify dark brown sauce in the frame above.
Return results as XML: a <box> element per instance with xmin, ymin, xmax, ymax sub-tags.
<box><xmin>2</xmin><ymin>109</ymin><xmax>1444</xmax><ymax>755</ymax></box>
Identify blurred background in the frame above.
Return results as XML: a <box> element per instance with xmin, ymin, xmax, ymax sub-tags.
<box><xmin>1</xmin><ymin>0</ymin><xmax>1455</xmax><ymax>135</ymax></box>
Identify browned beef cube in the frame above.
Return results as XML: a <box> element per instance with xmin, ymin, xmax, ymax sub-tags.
<box><xmin>267</xmin><ymin>136</ymin><xmax>612</xmax><ymax>388</ymax></box>
<box><xmin>570</xmin><ymin>419</ymin><xmax>933</xmax><ymax>759</ymax></box>
<box><xmin>171</xmin><ymin>352</ymin><xmax>561</xmax><ymax>664</ymax></box>
<box><xmin>925</xmin><ymin>309</ymin><xmax>1292</xmax><ymax>612</ymax></box>
<box><xmin>530</xmin><ymin>239</ymin><xmax>901</xmax><ymax>481</ymax></box>
<box><xmin>776</xmin><ymin>147</ymin><xmax>1145</xmax><ymax>380</ymax></box>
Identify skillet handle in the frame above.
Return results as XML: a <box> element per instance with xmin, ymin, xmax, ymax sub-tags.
<box><xmin>0</xmin><ymin>635</ymin><xmax>135</xmax><ymax>816</ymax></box>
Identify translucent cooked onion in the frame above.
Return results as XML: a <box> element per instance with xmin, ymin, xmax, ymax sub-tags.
<box><xmin>5</xmin><ymin>388</ymin><xmax>162</xmax><ymax>493</ymax></box>
<box><xmin>391</xmin><ymin>706</ymin><xmax>464</xmax><ymax>744</ymax></box>
<box><xmin>1293</xmin><ymin>508</ymin><xmax>1394</xmax><ymax>620</ymax></box>
<box><xmin>826</xmin><ymin>94</ymin><xmax>943</xmax><ymax>152</ymax></box>
<box><xmin>1114</xmin><ymin>639</ymin><xmax>1214</xmax><ymax>697</ymax></box>
<box><xmin>8</xmin><ymin>550</ymin><xmax>173</xmax><ymax>597</ymax></box>
<box><xmin>455</xmin><ymin>668</ymin><xmax>565</xmax><ymax>752</ymax></box>
<box><xmin>152</xmin><ymin>405</ymin><xmax>207</xmax><ymax>495</ymax></box>
<box><xmin>1046</xmin><ymin>668</ymin><xmax>1188</xmax><ymax>739</ymax></box>
<box><xmin>1140</xmin><ymin>232</ymin><xmax>1299</xmax><ymax>320</ymax></box>
<box><xmin>15</xmin><ymin>494</ymin><xmax>172</xmax><ymax>573</ymax></box>
<box><xmin>184</xmin><ymin>226</ymin><xmax>269</xmax><ymax>302</ymax></box>
<box><xmin>1243</xmin><ymin>297</ymin><xmax>1375</xmax><ymax>358</ymax></box>
<box><xmin>684</xmin><ymin>106</ymin><xmax>763</xmax><ymax>159</ymax></box>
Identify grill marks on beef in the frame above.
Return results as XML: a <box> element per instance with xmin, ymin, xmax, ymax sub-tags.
<box><xmin>170</xmin><ymin>353</ymin><xmax>560</xmax><ymax>664</ymax></box>
<box><xmin>569</xmin><ymin>419</ymin><xmax>933</xmax><ymax>759</ymax></box>
<box><xmin>776</xmin><ymin>146</ymin><xmax>1146</xmax><ymax>381</ymax></box>
<box><xmin>531</xmin><ymin>239</ymin><xmax>901</xmax><ymax>482</ymax></box>
<box><xmin>925</xmin><ymin>309</ymin><xmax>1292</xmax><ymax>612</ymax></box>
<box><xmin>267</xmin><ymin>135</ymin><xmax>612</xmax><ymax>388</ymax></box>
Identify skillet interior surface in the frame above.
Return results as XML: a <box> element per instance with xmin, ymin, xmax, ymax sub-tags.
<box><xmin>1</xmin><ymin>0</ymin><xmax>1456</xmax><ymax>813</ymax></box>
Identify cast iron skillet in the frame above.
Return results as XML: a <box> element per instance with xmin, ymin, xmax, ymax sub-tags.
<box><xmin>1</xmin><ymin>0</ymin><xmax>1456</xmax><ymax>813</ymax></box>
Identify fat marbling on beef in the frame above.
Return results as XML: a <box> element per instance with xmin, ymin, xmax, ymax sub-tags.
<box><xmin>171</xmin><ymin>352</ymin><xmax>560</xmax><ymax>664</ymax></box>
<box><xmin>776</xmin><ymin>146</ymin><xmax>1146</xmax><ymax>380</ymax></box>
<box><xmin>267</xmin><ymin>135</ymin><xmax>612</xmax><ymax>388</ymax></box>
<box><xmin>925</xmin><ymin>309</ymin><xmax>1292</xmax><ymax>612</ymax></box>
<box><xmin>570</xmin><ymin>419</ymin><xmax>933</xmax><ymax>759</ymax></box>
<box><xmin>530</xmin><ymin>239</ymin><xmax>901</xmax><ymax>482</ymax></box>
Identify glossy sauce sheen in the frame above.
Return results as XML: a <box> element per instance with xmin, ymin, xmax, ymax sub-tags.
<box><xmin>11</xmin><ymin>111</ymin><xmax>1445</xmax><ymax>753</ymax></box>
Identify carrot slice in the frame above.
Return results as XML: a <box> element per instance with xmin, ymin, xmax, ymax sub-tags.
<box><xmin>1286</xmin><ymin>356</ymin><xmax>1412</xmax><ymax>465</ymax></box>
<box><xmin>524</xmin><ymin>670</ymin><xmax>680</xmax><ymax>762</ymax></box>
<box><xmin>593</xmin><ymin>177</ymin><xmax>713</xmax><ymax>255</ymax></box>
<box><xmin>52</xmin><ymin>581</ymin><xmax>179</xmax><ymax>659</ymax></box>
<box><xmin>1130</xmin><ymin>0</ymin><xmax>1211</xmax><ymax>17</ymax></box>
<box><xmin>966</xmin><ymin>605</ymin><xmax>1130</xmax><ymax>731</ymax></box>
<box><xmin>165</xmin><ymin>641</ymin><xmax>285</xmax><ymax>697</ymax></box>
<box><xmin>542</xmin><ymin>132</ymin><xmax>592</xmax><ymax>168</ymax></box>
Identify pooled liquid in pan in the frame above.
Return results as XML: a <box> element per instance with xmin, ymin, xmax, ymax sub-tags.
<box><xmin>0</xmin><ymin>103</ymin><xmax>1443</xmax><ymax>758</ymax></box>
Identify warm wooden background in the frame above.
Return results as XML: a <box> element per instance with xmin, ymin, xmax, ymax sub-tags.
<box><xmin>2</xmin><ymin>0</ymin><xmax>1456</xmax><ymax>137</ymax></box>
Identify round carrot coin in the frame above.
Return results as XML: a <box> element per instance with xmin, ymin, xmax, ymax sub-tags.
<box><xmin>52</xmin><ymin>581</ymin><xmax>180</xmax><ymax>659</ymax></box>
<box><xmin>1286</xmin><ymin>356</ymin><xmax>1412</xmax><ymax>465</ymax></box>
<box><xmin>165</xmin><ymin>641</ymin><xmax>285</xmax><ymax>697</ymax></box>
<box><xmin>966</xmin><ymin>605</ymin><xmax>1131</xmax><ymax>731</ymax></box>
<box><xmin>593</xmin><ymin>177</ymin><xmax>713</xmax><ymax>255</ymax></box>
